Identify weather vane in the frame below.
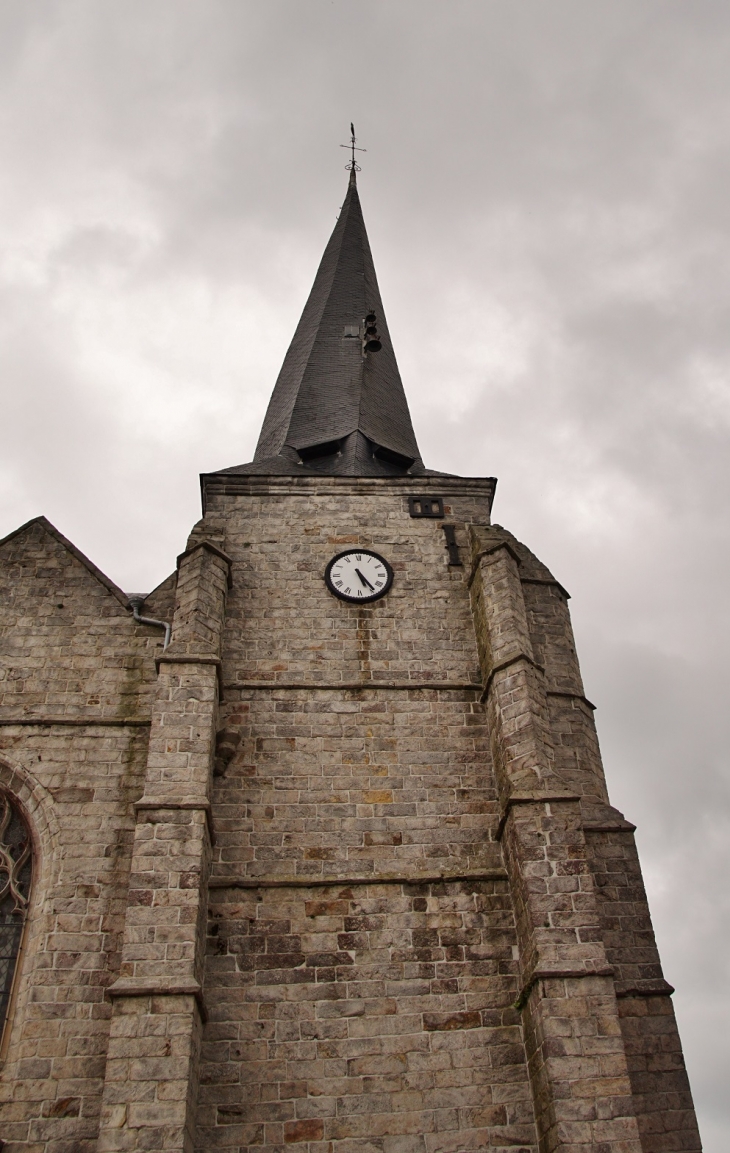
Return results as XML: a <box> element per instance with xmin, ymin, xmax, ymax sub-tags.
<box><xmin>340</xmin><ymin>122</ymin><xmax>366</xmax><ymax>172</ymax></box>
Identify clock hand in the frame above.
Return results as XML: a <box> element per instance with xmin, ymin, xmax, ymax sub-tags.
<box><xmin>355</xmin><ymin>567</ymin><xmax>375</xmax><ymax>591</ymax></box>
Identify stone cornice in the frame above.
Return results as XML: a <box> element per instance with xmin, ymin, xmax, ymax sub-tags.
<box><xmin>615</xmin><ymin>979</ymin><xmax>674</xmax><ymax>998</ymax></box>
<box><xmin>209</xmin><ymin>869</ymin><xmax>508</xmax><ymax>889</ymax></box>
<box><xmin>154</xmin><ymin>652</ymin><xmax>224</xmax><ymax>699</ymax></box>
<box><xmin>514</xmin><ymin>965</ymin><xmax>616</xmax><ymax>1011</ymax></box>
<box><xmin>134</xmin><ymin>797</ymin><xmax>215</xmax><ymax>844</ymax></box>
<box><xmin>107</xmin><ymin>978</ymin><xmax>208</xmax><ymax>1022</ymax></box>
<box><xmin>0</xmin><ymin>716</ymin><xmax>151</xmax><ymax>727</ymax></box>
<box><xmin>480</xmin><ymin>653</ymin><xmax>545</xmax><ymax>703</ymax></box>
<box><xmin>176</xmin><ymin>540</ymin><xmax>233</xmax><ymax>588</ymax></box>
<box><xmin>223</xmin><ymin>680</ymin><xmax>483</xmax><ymax>693</ymax></box>
<box><xmin>467</xmin><ymin>541</ymin><xmax>523</xmax><ymax>589</ymax></box>
<box><xmin>546</xmin><ymin>690</ymin><xmax>596</xmax><ymax>711</ymax></box>
<box><xmin>520</xmin><ymin>576</ymin><xmax>571</xmax><ymax>599</ymax></box>
<box><xmin>201</xmin><ymin>471</ymin><xmax>497</xmax><ymax>513</ymax></box>
<box><xmin>496</xmin><ymin>792</ymin><xmax>582</xmax><ymax>840</ymax></box>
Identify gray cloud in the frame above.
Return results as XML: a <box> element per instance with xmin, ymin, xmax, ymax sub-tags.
<box><xmin>1</xmin><ymin>1</ymin><xmax>728</xmax><ymax>1143</ymax></box>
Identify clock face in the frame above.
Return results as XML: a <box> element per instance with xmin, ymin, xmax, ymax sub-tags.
<box><xmin>325</xmin><ymin>549</ymin><xmax>393</xmax><ymax>604</ymax></box>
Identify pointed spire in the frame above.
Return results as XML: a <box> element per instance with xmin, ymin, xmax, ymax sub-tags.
<box><xmin>220</xmin><ymin>171</ymin><xmax>433</xmax><ymax>478</ymax></box>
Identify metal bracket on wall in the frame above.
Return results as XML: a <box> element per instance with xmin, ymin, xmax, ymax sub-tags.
<box><xmin>442</xmin><ymin>524</ymin><xmax>462</xmax><ymax>566</ymax></box>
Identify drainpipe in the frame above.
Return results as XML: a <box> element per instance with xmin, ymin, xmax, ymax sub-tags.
<box><xmin>127</xmin><ymin>595</ymin><xmax>172</xmax><ymax>650</ymax></box>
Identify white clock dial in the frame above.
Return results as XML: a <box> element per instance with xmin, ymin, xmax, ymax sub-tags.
<box><xmin>324</xmin><ymin>549</ymin><xmax>393</xmax><ymax>603</ymax></box>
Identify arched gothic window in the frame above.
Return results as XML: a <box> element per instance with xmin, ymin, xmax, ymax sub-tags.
<box><xmin>0</xmin><ymin>793</ymin><xmax>32</xmax><ymax>1042</ymax></box>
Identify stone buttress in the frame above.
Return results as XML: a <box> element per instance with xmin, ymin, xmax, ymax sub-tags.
<box><xmin>97</xmin><ymin>541</ymin><xmax>231</xmax><ymax>1153</ymax></box>
<box><xmin>468</xmin><ymin>524</ymin><xmax>701</xmax><ymax>1153</ymax></box>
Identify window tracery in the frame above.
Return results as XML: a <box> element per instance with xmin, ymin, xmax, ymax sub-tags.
<box><xmin>0</xmin><ymin>793</ymin><xmax>32</xmax><ymax>1041</ymax></box>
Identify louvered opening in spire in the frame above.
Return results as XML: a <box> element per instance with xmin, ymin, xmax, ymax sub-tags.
<box><xmin>218</xmin><ymin>171</ymin><xmax>435</xmax><ymax>478</ymax></box>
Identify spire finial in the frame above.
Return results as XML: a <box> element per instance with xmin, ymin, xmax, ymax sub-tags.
<box><xmin>340</xmin><ymin>122</ymin><xmax>366</xmax><ymax>178</ymax></box>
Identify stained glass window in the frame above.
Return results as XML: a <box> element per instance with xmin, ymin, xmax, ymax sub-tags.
<box><xmin>0</xmin><ymin>793</ymin><xmax>32</xmax><ymax>1042</ymax></box>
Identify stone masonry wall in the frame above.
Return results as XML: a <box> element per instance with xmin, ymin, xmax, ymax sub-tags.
<box><xmin>196</xmin><ymin>477</ymin><xmax>542</xmax><ymax>1153</ymax></box>
<box><xmin>0</xmin><ymin>478</ymin><xmax>702</xmax><ymax>1153</ymax></box>
<box><xmin>0</xmin><ymin>519</ymin><xmax>167</xmax><ymax>1151</ymax></box>
<box><xmin>201</xmin><ymin>879</ymin><xmax>536</xmax><ymax>1153</ymax></box>
<box><xmin>211</xmin><ymin>481</ymin><xmax>491</xmax><ymax>688</ymax></box>
<box><xmin>212</xmin><ymin>686</ymin><xmax>500</xmax><ymax>884</ymax></box>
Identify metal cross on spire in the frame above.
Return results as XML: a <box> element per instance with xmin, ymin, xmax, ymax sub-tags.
<box><xmin>340</xmin><ymin>122</ymin><xmax>366</xmax><ymax>172</ymax></box>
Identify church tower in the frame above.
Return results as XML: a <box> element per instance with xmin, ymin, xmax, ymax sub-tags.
<box><xmin>0</xmin><ymin>168</ymin><xmax>702</xmax><ymax>1153</ymax></box>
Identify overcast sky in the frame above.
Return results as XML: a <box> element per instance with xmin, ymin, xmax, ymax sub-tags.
<box><xmin>1</xmin><ymin>2</ymin><xmax>728</xmax><ymax>1146</ymax></box>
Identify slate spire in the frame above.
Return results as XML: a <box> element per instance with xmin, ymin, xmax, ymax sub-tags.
<box><xmin>221</xmin><ymin>170</ymin><xmax>433</xmax><ymax>477</ymax></box>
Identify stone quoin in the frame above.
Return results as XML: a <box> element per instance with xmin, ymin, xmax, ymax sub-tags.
<box><xmin>0</xmin><ymin>166</ymin><xmax>702</xmax><ymax>1153</ymax></box>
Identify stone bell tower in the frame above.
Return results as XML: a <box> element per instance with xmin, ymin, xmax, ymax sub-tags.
<box><xmin>0</xmin><ymin>167</ymin><xmax>702</xmax><ymax>1153</ymax></box>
